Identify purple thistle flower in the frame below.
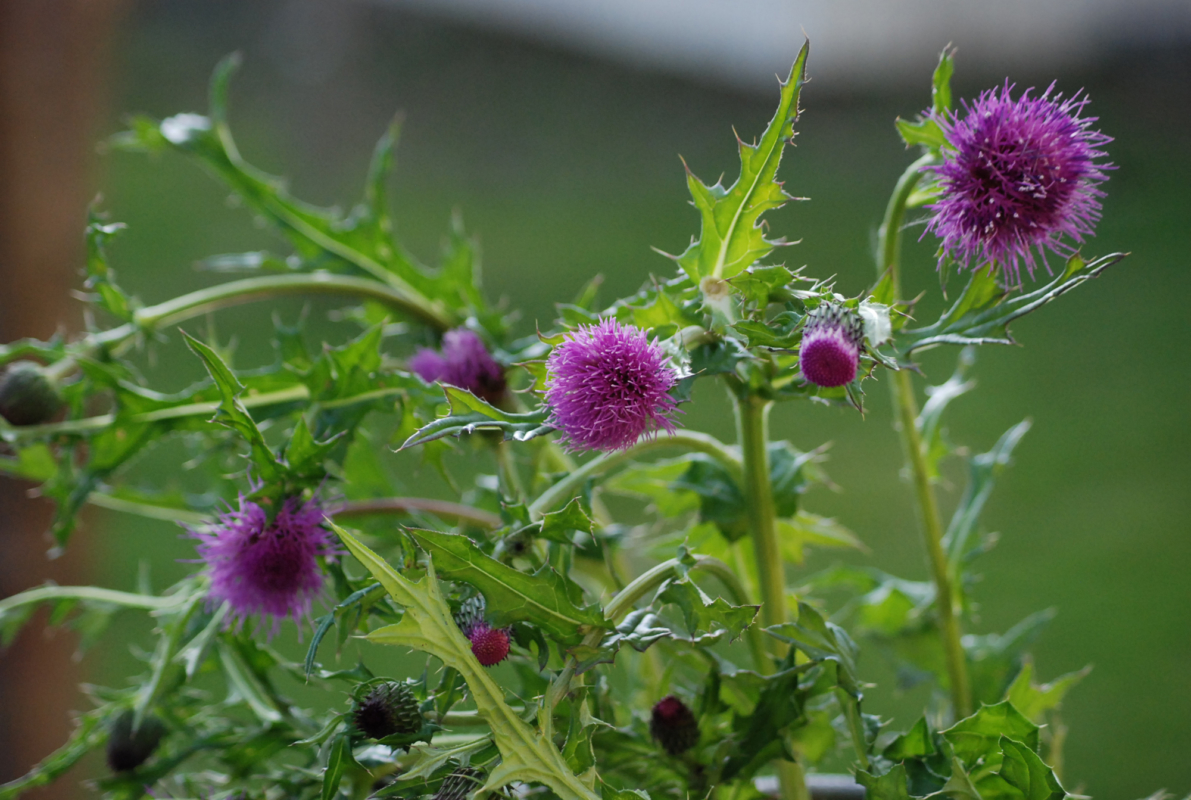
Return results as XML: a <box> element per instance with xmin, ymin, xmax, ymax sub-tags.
<box><xmin>454</xmin><ymin>596</ymin><xmax>511</xmax><ymax>667</ymax></box>
<box><xmin>190</xmin><ymin>496</ymin><xmax>334</xmax><ymax>635</ymax></box>
<box><xmin>544</xmin><ymin>318</ymin><xmax>679</xmax><ymax>452</ymax></box>
<box><xmin>410</xmin><ymin>328</ymin><xmax>506</xmax><ymax>404</ymax></box>
<box><xmin>799</xmin><ymin>305</ymin><xmax>864</xmax><ymax>388</ymax></box>
<box><xmin>923</xmin><ymin>81</ymin><xmax>1112</xmax><ymax>286</ymax></box>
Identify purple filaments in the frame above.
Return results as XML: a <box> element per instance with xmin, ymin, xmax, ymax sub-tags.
<box><xmin>545</xmin><ymin>318</ymin><xmax>679</xmax><ymax>452</ymax></box>
<box><xmin>190</xmin><ymin>496</ymin><xmax>334</xmax><ymax>635</ymax></box>
<box><xmin>454</xmin><ymin>597</ymin><xmax>510</xmax><ymax>667</ymax></box>
<box><xmin>799</xmin><ymin>305</ymin><xmax>864</xmax><ymax>388</ymax></box>
<box><xmin>923</xmin><ymin>81</ymin><xmax>1112</xmax><ymax>286</ymax></box>
<box><xmin>410</xmin><ymin>328</ymin><xmax>506</xmax><ymax>404</ymax></box>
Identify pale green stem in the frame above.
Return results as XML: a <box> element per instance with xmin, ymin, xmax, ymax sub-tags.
<box><xmin>734</xmin><ymin>394</ymin><xmax>785</xmax><ymax>654</ymax></box>
<box><xmin>42</xmin><ymin>271</ymin><xmax>455</xmax><ymax>382</ymax></box>
<box><xmin>836</xmin><ymin>687</ymin><xmax>871</xmax><ymax>771</ymax></box>
<box><xmin>527</xmin><ymin>430</ymin><xmax>741</xmax><ymax>521</ymax></box>
<box><xmin>0</xmin><ymin>585</ymin><xmax>190</xmax><ymax>615</ymax></box>
<box><xmin>877</xmin><ymin>153</ymin><xmax>973</xmax><ymax>719</ymax></box>
<box><xmin>734</xmin><ymin>393</ymin><xmax>809</xmax><ymax>800</ymax></box>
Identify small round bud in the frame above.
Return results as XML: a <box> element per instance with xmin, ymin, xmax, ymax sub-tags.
<box><xmin>650</xmin><ymin>695</ymin><xmax>699</xmax><ymax>756</ymax></box>
<box><xmin>106</xmin><ymin>710</ymin><xmax>166</xmax><ymax>773</ymax></box>
<box><xmin>353</xmin><ymin>681</ymin><xmax>424</xmax><ymax>740</ymax></box>
<box><xmin>434</xmin><ymin>767</ymin><xmax>484</xmax><ymax>800</ymax></box>
<box><xmin>0</xmin><ymin>360</ymin><xmax>62</xmax><ymax>426</ymax></box>
<box><xmin>798</xmin><ymin>305</ymin><xmax>864</xmax><ymax>388</ymax></box>
<box><xmin>454</xmin><ymin>596</ymin><xmax>510</xmax><ymax>668</ymax></box>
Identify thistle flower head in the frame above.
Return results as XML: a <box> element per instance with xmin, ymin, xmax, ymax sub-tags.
<box><xmin>434</xmin><ymin>767</ymin><xmax>484</xmax><ymax>800</ymax></box>
<box><xmin>544</xmin><ymin>318</ymin><xmax>679</xmax><ymax>452</ymax></box>
<box><xmin>190</xmin><ymin>495</ymin><xmax>334</xmax><ymax>635</ymax></box>
<box><xmin>454</xmin><ymin>596</ymin><xmax>510</xmax><ymax>667</ymax></box>
<box><xmin>410</xmin><ymin>328</ymin><xmax>506</xmax><ymax>404</ymax></box>
<box><xmin>799</xmin><ymin>304</ymin><xmax>864</xmax><ymax>388</ymax></box>
<box><xmin>353</xmin><ymin>681</ymin><xmax>424</xmax><ymax>740</ymax></box>
<box><xmin>923</xmin><ymin>81</ymin><xmax>1112</xmax><ymax>286</ymax></box>
<box><xmin>650</xmin><ymin>695</ymin><xmax>699</xmax><ymax>755</ymax></box>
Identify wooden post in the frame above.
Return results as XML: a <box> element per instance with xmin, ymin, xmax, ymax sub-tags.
<box><xmin>0</xmin><ymin>0</ymin><xmax>125</xmax><ymax>794</ymax></box>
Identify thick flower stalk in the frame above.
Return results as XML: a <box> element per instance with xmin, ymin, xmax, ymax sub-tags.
<box><xmin>190</xmin><ymin>495</ymin><xmax>335</xmax><ymax>634</ymax></box>
<box><xmin>410</xmin><ymin>328</ymin><xmax>507</xmax><ymax>404</ymax></box>
<box><xmin>799</xmin><ymin>305</ymin><xmax>864</xmax><ymax>388</ymax></box>
<box><xmin>923</xmin><ymin>82</ymin><xmax>1112</xmax><ymax>285</ymax></box>
<box><xmin>544</xmin><ymin>318</ymin><xmax>679</xmax><ymax>452</ymax></box>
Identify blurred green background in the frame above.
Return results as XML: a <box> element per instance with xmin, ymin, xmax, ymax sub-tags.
<box><xmin>13</xmin><ymin>1</ymin><xmax>1191</xmax><ymax>797</ymax></box>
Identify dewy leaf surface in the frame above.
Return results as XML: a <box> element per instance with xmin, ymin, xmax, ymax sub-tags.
<box><xmin>410</xmin><ymin>529</ymin><xmax>608</xmax><ymax>645</ymax></box>
<box><xmin>671</xmin><ymin>40</ymin><xmax>809</xmax><ymax>283</ymax></box>
<box><xmin>332</xmin><ymin>524</ymin><xmax>601</xmax><ymax>800</ymax></box>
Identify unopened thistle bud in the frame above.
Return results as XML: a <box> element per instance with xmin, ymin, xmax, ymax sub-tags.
<box><xmin>454</xmin><ymin>596</ymin><xmax>510</xmax><ymax>668</ymax></box>
<box><xmin>798</xmin><ymin>305</ymin><xmax>864</xmax><ymax>388</ymax></box>
<box><xmin>0</xmin><ymin>360</ymin><xmax>62</xmax><ymax>426</ymax></box>
<box><xmin>353</xmin><ymin>681</ymin><xmax>424</xmax><ymax>740</ymax></box>
<box><xmin>106</xmin><ymin>710</ymin><xmax>166</xmax><ymax>773</ymax></box>
<box><xmin>650</xmin><ymin>695</ymin><xmax>699</xmax><ymax>756</ymax></box>
<box><xmin>433</xmin><ymin>767</ymin><xmax>484</xmax><ymax>800</ymax></box>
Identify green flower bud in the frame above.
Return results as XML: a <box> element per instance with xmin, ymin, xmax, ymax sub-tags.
<box><xmin>106</xmin><ymin>710</ymin><xmax>166</xmax><ymax>773</ymax></box>
<box><xmin>0</xmin><ymin>360</ymin><xmax>62</xmax><ymax>426</ymax></box>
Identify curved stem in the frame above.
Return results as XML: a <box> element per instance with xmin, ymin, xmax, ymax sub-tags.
<box><xmin>43</xmin><ymin>271</ymin><xmax>455</xmax><ymax>382</ymax></box>
<box><xmin>877</xmin><ymin>152</ymin><xmax>936</xmax><ymax>300</ymax></box>
<box><xmin>335</xmin><ymin>499</ymin><xmax>502</xmax><ymax>529</ymax></box>
<box><xmin>0</xmin><ymin>584</ymin><xmax>189</xmax><ymax>615</ymax></box>
<box><xmin>877</xmin><ymin>153</ymin><xmax>973</xmax><ymax>719</ymax></box>
<box><xmin>527</xmin><ymin>430</ymin><xmax>741</xmax><ymax>521</ymax></box>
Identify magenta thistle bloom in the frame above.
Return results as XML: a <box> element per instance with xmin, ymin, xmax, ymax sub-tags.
<box><xmin>454</xmin><ymin>597</ymin><xmax>511</xmax><ymax>667</ymax></box>
<box><xmin>544</xmin><ymin>318</ymin><xmax>679</xmax><ymax>452</ymax></box>
<box><xmin>410</xmin><ymin>328</ymin><xmax>506</xmax><ymax>404</ymax></box>
<box><xmin>191</xmin><ymin>496</ymin><xmax>334</xmax><ymax>634</ymax></box>
<box><xmin>923</xmin><ymin>81</ymin><xmax>1112</xmax><ymax>286</ymax></box>
<box><xmin>799</xmin><ymin>305</ymin><xmax>864</xmax><ymax>388</ymax></box>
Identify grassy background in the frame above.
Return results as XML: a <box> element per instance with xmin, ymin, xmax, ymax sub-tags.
<box><xmin>73</xmin><ymin>2</ymin><xmax>1191</xmax><ymax>796</ymax></box>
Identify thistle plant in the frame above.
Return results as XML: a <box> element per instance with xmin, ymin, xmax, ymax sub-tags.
<box><xmin>0</xmin><ymin>40</ymin><xmax>1147</xmax><ymax>800</ymax></box>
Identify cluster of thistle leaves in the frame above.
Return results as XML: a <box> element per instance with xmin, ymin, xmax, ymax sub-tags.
<box><xmin>0</xmin><ymin>44</ymin><xmax>1129</xmax><ymax>800</ymax></box>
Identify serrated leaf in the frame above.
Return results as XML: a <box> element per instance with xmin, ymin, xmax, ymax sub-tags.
<box><xmin>917</xmin><ymin>350</ymin><xmax>976</xmax><ymax>479</ymax></box>
<box><xmin>409</xmin><ymin>529</ymin><xmax>608</xmax><ymax>645</ymax></box>
<box><xmin>183</xmin><ymin>333</ymin><xmax>283</xmax><ymax>482</ymax></box>
<box><xmin>766</xmin><ymin>602</ymin><xmax>862</xmax><ymax>697</ymax></box>
<box><xmin>400</xmin><ymin>404</ymin><xmax>553</xmax><ymax>450</ymax></box>
<box><xmin>857</xmin><ymin>763</ymin><xmax>914</xmax><ymax>800</ymax></box>
<box><xmin>777</xmin><ymin>511</ymin><xmax>865</xmax><ymax>564</ymax></box>
<box><xmin>997</xmin><ymin>737</ymin><xmax>1066</xmax><ymax>800</ymax></box>
<box><xmin>884</xmin><ymin>717</ymin><xmax>937</xmax><ymax>760</ymax></box>
<box><xmin>943</xmin><ymin>420</ymin><xmax>1031</xmax><ymax>570</ymax></box>
<box><xmin>719</xmin><ymin>662</ymin><xmax>811</xmax><ymax>782</ymax></box>
<box><xmin>657</xmin><ymin>577</ymin><xmax>758</xmax><ymax>643</ymax></box>
<box><xmin>898</xmin><ymin>253</ymin><xmax>1126</xmax><ymax>354</ymax></box>
<box><xmin>539</xmin><ymin>498</ymin><xmax>594</xmax><ymax>544</ymax></box>
<box><xmin>321</xmin><ymin>734</ymin><xmax>348</xmax><ymax>800</ymax></box>
<box><xmin>671</xmin><ymin>41</ymin><xmax>809</xmax><ymax>283</ymax></box>
<box><xmin>332</xmin><ymin>524</ymin><xmax>601</xmax><ymax>800</ymax></box>
<box><xmin>1004</xmin><ymin>659</ymin><xmax>1091</xmax><ymax>724</ymax></box>
<box><xmin>942</xmin><ymin>702</ymin><xmax>1039</xmax><ymax>769</ymax></box>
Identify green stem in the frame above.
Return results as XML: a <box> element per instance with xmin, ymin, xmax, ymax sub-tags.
<box><xmin>734</xmin><ymin>394</ymin><xmax>809</xmax><ymax>800</ymax></box>
<box><xmin>527</xmin><ymin>430</ymin><xmax>741</xmax><ymax>520</ymax></box>
<box><xmin>877</xmin><ymin>153</ymin><xmax>973</xmax><ymax>720</ymax></box>
<box><xmin>734</xmin><ymin>394</ymin><xmax>785</xmax><ymax>654</ymax></box>
<box><xmin>0</xmin><ymin>585</ymin><xmax>190</xmax><ymax>615</ymax></box>
<box><xmin>43</xmin><ymin>271</ymin><xmax>455</xmax><ymax>382</ymax></box>
<box><xmin>336</xmin><ymin>498</ymin><xmax>502</xmax><ymax>529</ymax></box>
<box><xmin>836</xmin><ymin>688</ymin><xmax>871</xmax><ymax>771</ymax></box>
<box><xmin>877</xmin><ymin>153</ymin><xmax>936</xmax><ymax>299</ymax></box>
